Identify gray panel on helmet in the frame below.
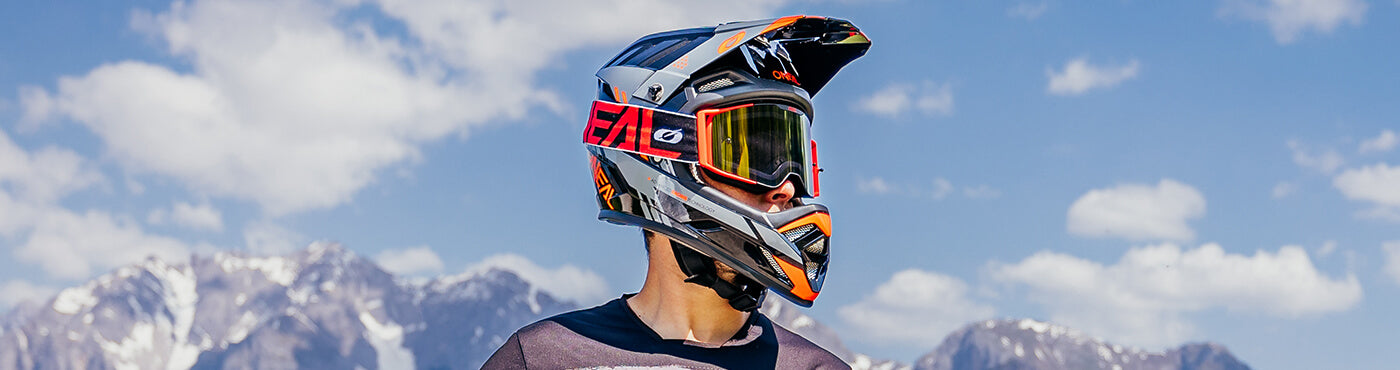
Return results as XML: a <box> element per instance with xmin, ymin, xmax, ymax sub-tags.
<box><xmin>634</xmin><ymin>69</ymin><xmax>689</xmax><ymax>105</ymax></box>
<box><xmin>715</xmin><ymin>19</ymin><xmax>770</xmax><ymax>33</ymax></box>
<box><xmin>604</xmin><ymin>149</ymin><xmax>764</xmax><ymax>242</ymax></box>
<box><xmin>597</xmin><ymin>66</ymin><xmax>656</xmax><ymax>102</ymax></box>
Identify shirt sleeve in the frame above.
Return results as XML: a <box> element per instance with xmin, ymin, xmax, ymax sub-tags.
<box><xmin>481</xmin><ymin>332</ymin><xmax>527</xmax><ymax>369</ymax></box>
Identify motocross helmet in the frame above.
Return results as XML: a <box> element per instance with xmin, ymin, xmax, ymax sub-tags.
<box><xmin>584</xmin><ymin>16</ymin><xmax>870</xmax><ymax>310</ymax></box>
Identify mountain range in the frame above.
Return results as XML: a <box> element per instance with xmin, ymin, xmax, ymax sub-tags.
<box><xmin>0</xmin><ymin>244</ymin><xmax>1250</xmax><ymax>369</ymax></box>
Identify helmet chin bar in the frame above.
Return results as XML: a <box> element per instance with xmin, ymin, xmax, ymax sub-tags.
<box><xmin>670</xmin><ymin>240</ymin><xmax>766</xmax><ymax>312</ymax></box>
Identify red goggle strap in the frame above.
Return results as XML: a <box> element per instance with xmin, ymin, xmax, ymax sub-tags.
<box><xmin>584</xmin><ymin>100</ymin><xmax>698</xmax><ymax>162</ymax></box>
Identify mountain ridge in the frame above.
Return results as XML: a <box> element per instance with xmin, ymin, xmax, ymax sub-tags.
<box><xmin>917</xmin><ymin>318</ymin><xmax>1250</xmax><ymax>370</ymax></box>
<box><xmin>1</xmin><ymin>245</ymin><xmax>1250</xmax><ymax>370</ymax></box>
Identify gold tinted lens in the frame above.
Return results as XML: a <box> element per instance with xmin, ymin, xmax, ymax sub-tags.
<box><xmin>707</xmin><ymin>105</ymin><xmax>808</xmax><ymax>188</ymax></box>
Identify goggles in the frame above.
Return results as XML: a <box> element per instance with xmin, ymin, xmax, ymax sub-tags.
<box><xmin>584</xmin><ymin>100</ymin><xmax>821</xmax><ymax>197</ymax></box>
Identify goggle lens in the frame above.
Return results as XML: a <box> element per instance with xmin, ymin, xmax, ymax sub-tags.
<box><xmin>700</xmin><ymin>104</ymin><xmax>813</xmax><ymax>195</ymax></box>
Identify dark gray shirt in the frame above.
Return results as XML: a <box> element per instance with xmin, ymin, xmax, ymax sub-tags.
<box><xmin>483</xmin><ymin>295</ymin><xmax>848</xmax><ymax>369</ymax></box>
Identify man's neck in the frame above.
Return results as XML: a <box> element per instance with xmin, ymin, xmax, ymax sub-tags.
<box><xmin>627</xmin><ymin>237</ymin><xmax>750</xmax><ymax>344</ymax></box>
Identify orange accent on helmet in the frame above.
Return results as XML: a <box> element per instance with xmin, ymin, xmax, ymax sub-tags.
<box><xmin>717</xmin><ymin>31</ymin><xmax>747</xmax><ymax>54</ymax></box>
<box><xmin>775</xmin><ymin>255</ymin><xmax>818</xmax><ymax>302</ymax></box>
<box><xmin>612</xmin><ymin>86</ymin><xmax>629</xmax><ymax>104</ymax></box>
<box><xmin>760</xmin><ymin>15</ymin><xmax>804</xmax><ymax>35</ymax></box>
<box><xmin>777</xmin><ymin>212</ymin><xmax>831</xmax><ymax>237</ymax></box>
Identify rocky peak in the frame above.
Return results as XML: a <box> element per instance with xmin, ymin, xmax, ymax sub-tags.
<box><xmin>915</xmin><ymin>319</ymin><xmax>1251</xmax><ymax>370</ymax></box>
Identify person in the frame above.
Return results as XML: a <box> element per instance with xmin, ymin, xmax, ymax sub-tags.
<box><xmin>483</xmin><ymin>15</ymin><xmax>870</xmax><ymax>369</ymax></box>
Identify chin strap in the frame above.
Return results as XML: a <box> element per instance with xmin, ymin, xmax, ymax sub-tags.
<box><xmin>671</xmin><ymin>241</ymin><xmax>766</xmax><ymax>312</ymax></box>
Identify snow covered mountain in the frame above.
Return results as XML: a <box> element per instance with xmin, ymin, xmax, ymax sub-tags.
<box><xmin>0</xmin><ymin>244</ymin><xmax>1251</xmax><ymax>370</ymax></box>
<box><xmin>0</xmin><ymin>243</ymin><xmax>574</xmax><ymax>369</ymax></box>
<box><xmin>916</xmin><ymin>319</ymin><xmax>1251</xmax><ymax>370</ymax></box>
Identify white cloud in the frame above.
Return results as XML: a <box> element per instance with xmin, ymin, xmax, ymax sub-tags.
<box><xmin>1272</xmin><ymin>181</ymin><xmax>1297</xmax><ymax>198</ymax></box>
<box><xmin>1067</xmin><ymin>179</ymin><xmax>1206</xmax><ymax>241</ymax></box>
<box><xmin>962</xmin><ymin>185</ymin><xmax>1002</xmax><ymax>199</ymax></box>
<box><xmin>0</xmin><ymin>191</ymin><xmax>40</xmax><ymax>237</ymax></box>
<box><xmin>1316</xmin><ymin>240</ymin><xmax>1338</xmax><ymax>257</ymax></box>
<box><xmin>857</xmin><ymin>177</ymin><xmax>894</xmax><ymax>195</ymax></box>
<box><xmin>838</xmin><ymin>269</ymin><xmax>995</xmax><ymax>348</ymax></box>
<box><xmin>1332</xmin><ymin>162</ymin><xmax>1400</xmax><ymax>206</ymax></box>
<box><xmin>931</xmin><ymin>178</ymin><xmax>955</xmax><ymax>200</ymax></box>
<box><xmin>1383</xmin><ymin>241</ymin><xmax>1400</xmax><ymax>286</ymax></box>
<box><xmin>1</xmin><ymin>129</ymin><xmax>193</xmax><ymax>281</ymax></box>
<box><xmin>149</xmin><ymin>201</ymin><xmax>224</xmax><ymax>232</ymax></box>
<box><xmin>0</xmin><ymin>130</ymin><xmax>102</xmax><ymax>205</ymax></box>
<box><xmin>243</xmin><ymin>221</ymin><xmax>305</xmax><ymax>256</ymax></box>
<box><xmin>1220</xmin><ymin>0</ymin><xmax>1367</xmax><ymax>44</ymax></box>
<box><xmin>17</xmin><ymin>209</ymin><xmax>194</xmax><ymax>280</ymax></box>
<box><xmin>1359</xmin><ymin>129</ymin><xmax>1397</xmax><ymax>154</ymax></box>
<box><xmin>170</xmin><ymin>201</ymin><xmax>223</xmax><ymax>232</ymax></box>
<box><xmin>20</xmin><ymin>0</ymin><xmax>787</xmax><ymax>216</ymax></box>
<box><xmin>1333</xmin><ymin>163</ymin><xmax>1400</xmax><ymax>221</ymax></box>
<box><xmin>146</xmin><ymin>208</ymin><xmax>166</xmax><ymax>225</ymax></box>
<box><xmin>374</xmin><ymin>246</ymin><xmax>445</xmax><ymax>277</ymax></box>
<box><xmin>858</xmin><ymin>176</ymin><xmax>996</xmax><ymax>202</ymax></box>
<box><xmin>1288</xmin><ymin>140</ymin><xmax>1344</xmax><ymax>174</ymax></box>
<box><xmin>1357</xmin><ymin>207</ymin><xmax>1400</xmax><ymax>223</ymax></box>
<box><xmin>465</xmin><ymin>254</ymin><xmax>611</xmax><ymax>306</ymax></box>
<box><xmin>0</xmin><ymin>280</ymin><xmax>58</xmax><ymax>310</ymax></box>
<box><xmin>1046</xmin><ymin>57</ymin><xmax>1140</xmax><ymax>96</ymax></box>
<box><xmin>124</xmin><ymin>176</ymin><xmax>145</xmax><ymax>195</ymax></box>
<box><xmin>856</xmin><ymin>81</ymin><xmax>954</xmax><ymax>118</ymax></box>
<box><xmin>990</xmin><ymin>243</ymin><xmax>1362</xmax><ymax>349</ymax></box>
<box><xmin>1008</xmin><ymin>2</ymin><xmax>1050</xmax><ymax>20</ymax></box>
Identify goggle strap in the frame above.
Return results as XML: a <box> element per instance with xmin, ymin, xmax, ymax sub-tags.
<box><xmin>584</xmin><ymin>100</ymin><xmax>698</xmax><ymax>162</ymax></box>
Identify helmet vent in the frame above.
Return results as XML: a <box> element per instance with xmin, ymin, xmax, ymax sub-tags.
<box><xmin>781</xmin><ymin>224</ymin><xmax>816</xmax><ymax>242</ymax></box>
<box><xmin>697</xmin><ymin>77</ymin><xmax>736</xmax><ymax>92</ymax></box>
<box><xmin>756</xmin><ymin>245</ymin><xmax>791</xmax><ymax>285</ymax></box>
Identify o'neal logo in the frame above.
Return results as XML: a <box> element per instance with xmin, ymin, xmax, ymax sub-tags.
<box><xmin>772</xmin><ymin>70</ymin><xmax>800</xmax><ymax>86</ymax></box>
<box><xmin>653</xmin><ymin>128</ymin><xmax>683</xmax><ymax>144</ymax></box>
<box><xmin>583</xmin><ymin>101</ymin><xmax>698</xmax><ymax>162</ymax></box>
<box><xmin>591</xmin><ymin>157</ymin><xmax>615</xmax><ymax>209</ymax></box>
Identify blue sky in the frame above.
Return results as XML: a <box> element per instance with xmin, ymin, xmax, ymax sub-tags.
<box><xmin>2</xmin><ymin>0</ymin><xmax>1398</xmax><ymax>368</ymax></box>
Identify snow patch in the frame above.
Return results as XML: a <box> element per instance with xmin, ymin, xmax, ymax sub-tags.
<box><xmin>216</xmin><ymin>253</ymin><xmax>298</xmax><ymax>286</ymax></box>
<box><xmin>288</xmin><ymin>286</ymin><xmax>313</xmax><ymax>305</ymax></box>
<box><xmin>16</xmin><ymin>330</ymin><xmax>28</xmax><ymax>352</ymax></box>
<box><xmin>97</xmin><ymin>322</ymin><xmax>155</xmax><ymax>370</ymax></box>
<box><xmin>358</xmin><ymin>311</ymin><xmax>415</xmax><ymax>370</ymax></box>
<box><xmin>225</xmin><ymin>312</ymin><xmax>258</xmax><ymax>344</ymax></box>
<box><xmin>1017</xmin><ymin>318</ymin><xmax>1050</xmax><ymax>334</ymax></box>
<box><xmin>143</xmin><ymin>259</ymin><xmax>201</xmax><ymax>370</ymax></box>
<box><xmin>52</xmin><ymin>286</ymin><xmax>98</xmax><ymax>315</ymax></box>
<box><xmin>1098</xmin><ymin>345</ymin><xmax>1114</xmax><ymax>362</ymax></box>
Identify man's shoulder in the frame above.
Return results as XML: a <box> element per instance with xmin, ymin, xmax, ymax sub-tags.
<box><xmin>758</xmin><ymin>313</ymin><xmax>850</xmax><ymax>369</ymax></box>
<box><xmin>513</xmin><ymin>297</ymin><xmax>637</xmax><ymax>341</ymax></box>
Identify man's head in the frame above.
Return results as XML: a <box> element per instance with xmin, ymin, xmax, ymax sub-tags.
<box><xmin>583</xmin><ymin>16</ymin><xmax>869</xmax><ymax>310</ymax></box>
